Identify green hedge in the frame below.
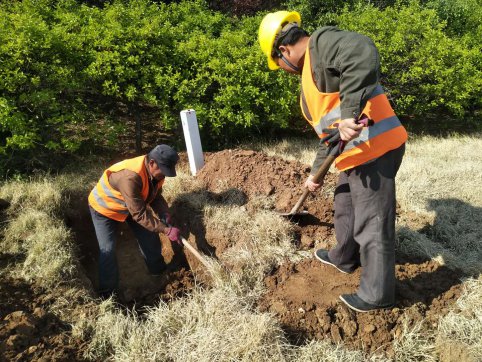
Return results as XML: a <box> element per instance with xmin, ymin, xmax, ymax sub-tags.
<box><xmin>0</xmin><ymin>0</ymin><xmax>480</xmax><ymax>171</ymax></box>
<box><xmin>336</xmin><ymin>1</ymin><xmax>481</xmax><ymax>130</ymax></box>
<box><xmin>0</xmin><ymin>0</ymin><xmax>298</xmax><ymax>163</ymax></box>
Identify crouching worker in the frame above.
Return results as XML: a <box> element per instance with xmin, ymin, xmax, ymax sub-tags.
<box><xmin>88</xmin><ymin>144</ymin><xmax>182</xmax><ymax>299</ymax></box>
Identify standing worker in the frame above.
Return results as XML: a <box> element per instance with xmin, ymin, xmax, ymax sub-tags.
<box><xmin>258</xmin><ymin>11</ymin><xmax>407</xmax><ymax>312</ymax></box>
<box><xmin>88</xmin><ymin>144</ymin><xmax>182</xmax><ymax>299</ymax></box>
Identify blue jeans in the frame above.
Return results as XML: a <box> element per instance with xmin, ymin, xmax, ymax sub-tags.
<box><xmin>89</xmin><ymin>206</ymin><xmax>166</xmax><ymax>296</ymax></box>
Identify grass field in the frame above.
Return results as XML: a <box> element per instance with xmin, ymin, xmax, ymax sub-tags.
<box><xmin>1</xmin><ymin>135</ymin><xmax>481</xmax><ymax>361</ymax></box>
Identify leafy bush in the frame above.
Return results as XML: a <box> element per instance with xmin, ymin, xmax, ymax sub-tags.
<box><xmin>336</xmin><ymin>1</ymin><xmax>481</xmax><ymax>130</ymax></box>
<box><xmin>424</xmin><ymin>0</ymin><xmax>482</xmax><ymax>37</ymax></box>
<box><xmin>0</xmin><ymin>0</ymin><xmax>118</xmax><ymax>158</ymax></box>
<box><xmin>0</xmin><ymin>0</ymin><xmax>480</xmax><ymax>172</ymax></box>
<box><xmin>283</xmin><ymin>0</ymin><xmax>398</xmax><ymax>29</ymax></box>
<box><xmin>0</xmin><ymin>0</ymin><xmax>299</xmax><ymax>166</ymax></box>
<box><xmin>164</xmin><ymin>14</ymin><xmax>299</xmax><ymax>146</ymax></box>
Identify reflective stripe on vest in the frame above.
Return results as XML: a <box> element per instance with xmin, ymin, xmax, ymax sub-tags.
<box><xmin>88</xmin><ymin>155</ymin><xmax>163</xmax><ymax>221</ymax></box>
<box><xmin>300</xmin><ymin>44</ymin><xmax>407</xmax><ymax>171</ymax></box>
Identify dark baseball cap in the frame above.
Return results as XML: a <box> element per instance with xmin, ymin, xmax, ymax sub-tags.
<box><xmin>148</xmin><ymin>144</ymin><xmax>179</xmax><ymax>177</ymax></box>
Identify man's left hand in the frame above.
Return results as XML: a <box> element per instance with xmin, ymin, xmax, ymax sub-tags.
<box><xmin>338</xmin><ymin>118</ymin><xmax>363</xmax><ymax>142</ymax></box>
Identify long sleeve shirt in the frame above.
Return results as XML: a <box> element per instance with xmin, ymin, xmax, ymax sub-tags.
<box><xmin>307</xmin><ymin>26</ymin><xmax>381</xmax><ymax>174</ymax></box>
<box><xmin>108</xmin><ymin>162</ymin><xmax>169</xmax><ymax>233</ymax></box>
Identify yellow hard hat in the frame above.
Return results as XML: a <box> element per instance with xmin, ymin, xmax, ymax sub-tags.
<box><xmin>258</xmin><ymin>11</ymin><xmax>301</xmax><ymax>70</ymax></box>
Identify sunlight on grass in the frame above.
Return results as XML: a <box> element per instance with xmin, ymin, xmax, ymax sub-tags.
<box><xmin>0</xmin><ymin>179</ymin><xmax>79</xmax><ymax>287</ymax></box>
<box><xmin>1</xmin><ymin>136</ymin><xmax>481</xmax><ymax>361</ymax></box>
<box><xmin>241</xmin><ymin>137</ymin><xmax>319</xmax><ymax>167</ymax></box>
<box><xmin>393</xmin><ymin>319</ymin><xmax>436</xmax><ymax>362</ymax></box>
<box><xmin>436</xmin><ymin>277</ymin><xmax>482</xmax><ymax>361</ymax></box>
<box><xmin>87</xmin><ymin>286</ymin><xmax>291</xmax><ymax>361</ymax></box>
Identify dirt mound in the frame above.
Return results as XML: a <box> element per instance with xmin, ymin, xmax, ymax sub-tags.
<box><xmin>195</xmin><ymin>149</ymin><xmax>467</xmax><ymax>356</ymax></box>
<box><xmin>197</xmin><ymin>149</ymin><xmax>336</xmax><ymax>249</ymax></box>
<box><xmin>0</xmin><ymin>274</ymin><xmax>88</xmax><ymax>361</ymax></box>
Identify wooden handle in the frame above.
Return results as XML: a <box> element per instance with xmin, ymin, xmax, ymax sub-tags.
<box><xmin>288</xmin><ymin>155</ymin><xmax>336</xmax><ymax>215</ymax></box>
<box><xmin>181</xmin><ymin>237</ymin><xmax>211</xmax><ymax>269</ymax></box>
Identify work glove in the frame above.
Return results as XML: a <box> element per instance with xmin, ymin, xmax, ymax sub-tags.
<box><xmin>164</xmin><ymin>226</ymin><xmax>182</xmax><ymax>245</ymax></box>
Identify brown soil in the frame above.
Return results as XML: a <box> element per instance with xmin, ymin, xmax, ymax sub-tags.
<box><xmin>65</xmin><ymin>192</ymin><xmax>196</xmax><ymax>308</ymax></box>
<box><xmin>0</xmin><ymin>270</ymin><xmax>89</xmax><ymax>361</ymax></box>
<box><xmin>196</xmin><ymin>149</ymin><xmax>468</xmax><ymax>356</ymax></box>
<box><xmin>197</xmin><ymin>150</ymin><xmax>337</xmax><ymax>250</ymax></box>
<box><xmin>1</xmin><ymin>148</ymin><xmax>470</xmax><ymax>359</ymax></box>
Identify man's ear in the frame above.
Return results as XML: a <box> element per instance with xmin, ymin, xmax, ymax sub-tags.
<box><xmin>278</xmin><ymin>45</ymin><xmax>288</xmax><ymax>56</ymax></box>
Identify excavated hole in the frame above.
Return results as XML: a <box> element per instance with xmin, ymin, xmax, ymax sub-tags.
<box><xmin>66</xmin><ymin>191</ymin><xmax>196</xmax><ymax>311</ymax></box>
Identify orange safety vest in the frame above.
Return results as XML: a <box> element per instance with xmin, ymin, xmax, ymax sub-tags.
<box><xmin>300</xmin><ymin>46</ymin><xmax>407</xmax><ymax>171</ymax></box>
<box><xmin>88</xmin><ymin>155</ymin><xmax>164</xmax><ymax>221</ymax></box>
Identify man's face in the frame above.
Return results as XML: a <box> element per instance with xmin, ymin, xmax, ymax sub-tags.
<box><xmin>148</xmin><ymin>159</ymin><xmax>165</xmax><ymax>181</ymax></box>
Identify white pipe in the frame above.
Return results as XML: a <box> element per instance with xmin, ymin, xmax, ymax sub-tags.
<box><xmin>180</xmin><ymin>109</ymin><xmax>204</xmax><ymax>176</ymax></box>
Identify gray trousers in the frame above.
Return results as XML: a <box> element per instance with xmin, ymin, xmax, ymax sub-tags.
<box><xmin>328</xmin><ymin>144</ymin><xmax>405</xmax><ymax>306</ymax></box>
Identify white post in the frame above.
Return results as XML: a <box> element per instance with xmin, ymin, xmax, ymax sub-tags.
<box><xmin>180</xmin><ymin>109</ymin><xmax>204</xmax><ymax>176</ymax></box>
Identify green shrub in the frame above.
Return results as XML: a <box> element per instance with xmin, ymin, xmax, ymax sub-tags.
<box><xmin>283</xmin><ymin>0</ymin><xmax>398</xmax><ymax>29</ymax></box>
<box><xmin>337</xmin><ymin>1</ymin><xmax>481</xmax><ymax>130</ymax></box>
<box><xmin>0</xmin><ymin>0</ymin><xmax>480</xmax><ymax>170</ymax></box>
<box><xmin>425</xmin><ymin>0</ymin><xmax>482</xmax><ymax>37</ymax></box>
<box><xmin>164</xmin><ymin>14</ymin><xmax>299</xmax><ymax>146</ymax></box>
<box><xmin>0</xmin><ymin>0</ymin><xmax>117</xmax><ymax>157</ymax></box>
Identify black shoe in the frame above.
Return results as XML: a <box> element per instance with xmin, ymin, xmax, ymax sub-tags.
<box><xmin>314</xmin><ymin>249</ymin><xmax>354</xmax><ymax>274</ymax></box>
<box><xmin>339</xmin><ymin>294</ymin><xmax>393</xmax><ymax>313</ymax></box>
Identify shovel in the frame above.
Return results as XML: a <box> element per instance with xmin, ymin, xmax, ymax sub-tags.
<box><xmin>278</xmin><ymin>152</ymin><xmax>337</xmax><ymax>217</ymax></box>
<box><xmin>179</xmin><ymin>236</ymin><xmax>211</xmax><ymax>269</ymax></box>
<box><xmin>279</xmin><ymin>117</ymin><xmax>371</xmax><ymax>218</ymax></box>
<box><xmin>160</xmin><ymin>218</ymin><xmax>212</xmax><ymax>270</ymax></box>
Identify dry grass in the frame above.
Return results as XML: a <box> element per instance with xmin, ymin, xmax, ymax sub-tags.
<box><xmin>392</xmin><ymin>319</ymin><xmax>436</xmax><ymax>362</ymax></box>
<box><xmin>206</xmin><ymin>205</ymin><xmax>295</xmax><ymax>298</ymax></box>
<box><xmin>1</xmin><ymin>135</ymin><xmax>481</xmax><ymax>361</ymax></box>
<box><xmin>0</xmin><ymin>179</ymin><xmax>79</xmax><ymax>287</ymax></box>
<box><xmin>87</xmin><ymin>287</ymin><xmax>291</xmax><ymax>361</ymax></box>
<box><xmin>436</xmin><ymin>277</ymin><xmax>482</xmax><ymax>361</ymax></box>
<box><xmin>395</xmin><ymin>135</ymin><xmax>482</xmax><ymax>274</ymax></box>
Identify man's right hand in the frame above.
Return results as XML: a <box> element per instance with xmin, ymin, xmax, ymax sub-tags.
<box><xmin>304</xmin><ymin>174</ymin><xmax>323</xmax><ymax>192</ymax></box>
<box><xmin>164</xmin><ymin>226</ymin><xmax>181</xmax><ymax>243</ymax></box>
<box><xmin>338</xmin><ymin>118</ymin><xmax>363</xmax><ymax>141</ymax></box>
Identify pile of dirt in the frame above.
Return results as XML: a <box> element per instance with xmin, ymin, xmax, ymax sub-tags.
<box><xmin>0</xmin><ymin>273</ymin><xmax>89</xmax><ymax>361</ymax></box>
<box><xmin>197</xmin><ymin>149</ymin><xmax>337</xmax><ymax>249</ymax></box>
<box><xmin>195</xmin><ymin>149</ymin><xmax>468</xmax><ymax>356</ymax></box>
<box><xmin>258</xmin><ymin>259</ymin><xmax>463</xmax><ymax>356</ymax></box>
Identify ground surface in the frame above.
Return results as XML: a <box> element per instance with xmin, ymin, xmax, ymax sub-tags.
<box><xmin>196</xmin><ymin>150</ymin><xmax>467</xmax><ymax>356</ymax></box>
<box><xmin>0</xmin><ymin>266</ymin><xmax>88</xmax><ymax>361</ymax></box>
<box><xmin>0</xmin><ymin>149</ymin><xmax>469</xmax><ymax>359</ymax></box>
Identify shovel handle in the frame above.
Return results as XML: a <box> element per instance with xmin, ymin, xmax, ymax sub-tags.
<box><xmin>180</xmin><ymin>237</ymin><xmax>211</xmax><ymax>269</ymax></box>
<box><xmin>163</xmin><ymin>221</ymin><xmax>212</xmax><ymax>269</ymax></box>
<box><xmin>288</xmin><ymin>154</ymin><xmax>337</xmax><ymax>215</ymax></box>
